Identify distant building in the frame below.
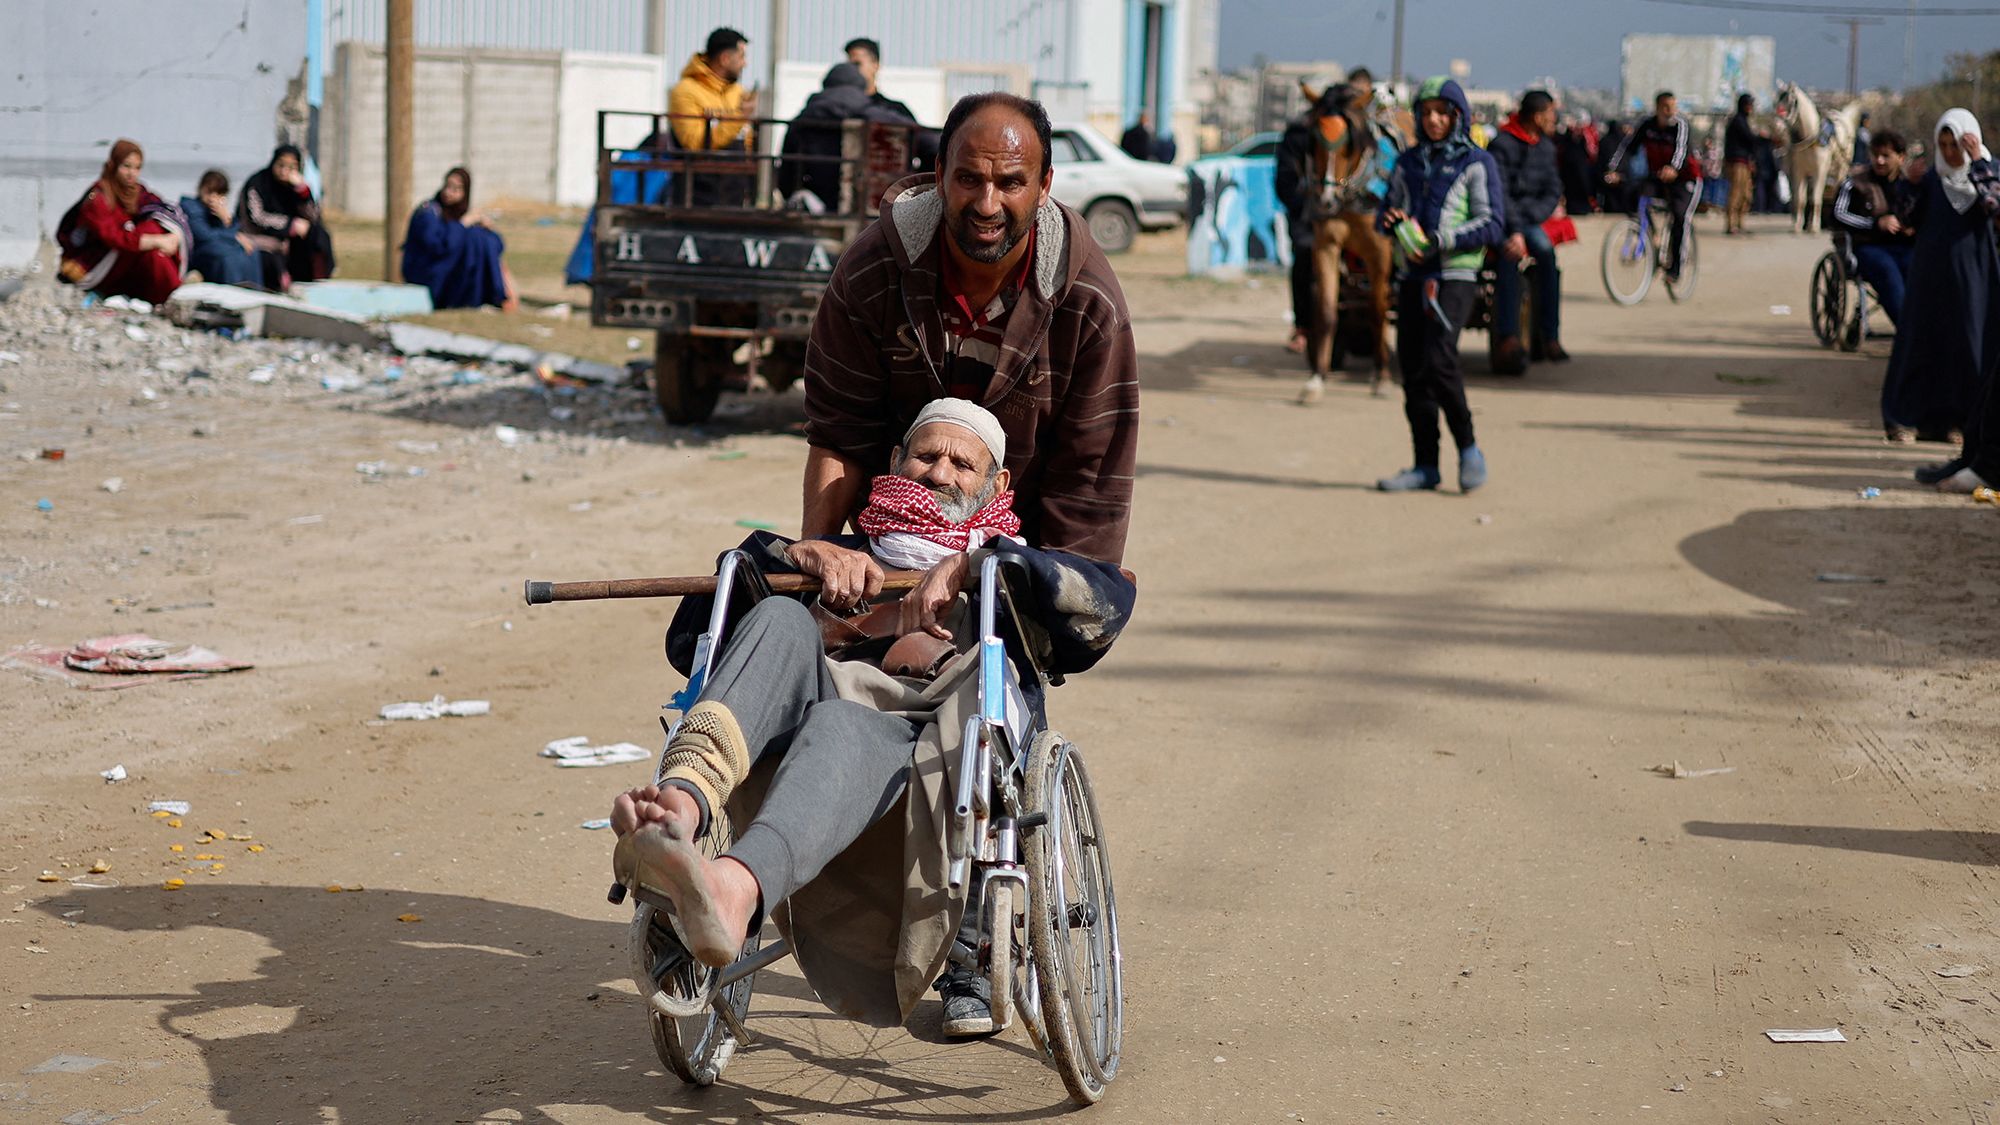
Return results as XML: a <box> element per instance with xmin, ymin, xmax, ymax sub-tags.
<box><xmin>1199</xmin><ymin>59</ymin><xmax>1346</xmax><ymax>152</ymax></box>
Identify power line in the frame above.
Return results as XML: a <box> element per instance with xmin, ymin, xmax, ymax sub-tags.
<box><xmin>1637</xmin><ymin>0</ymin><xmax>2000</xmax><ymax>14</ymax></box>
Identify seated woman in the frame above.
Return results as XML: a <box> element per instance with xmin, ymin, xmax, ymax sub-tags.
<box><xmin>179</xmin><ymin>170</ymin><xmax>262</xmax><ymax>287</ymax></box>
<box><xmin>401</xmin><ymin>167</ymin><xmax>517</xmax><ymax>310</ymax></box>
<box><xmin>56</xmin><ymin>138</ymin><xmax>186</xmax><ymax>305</ymax></box>
<box><xmin>237</xmin><ymin>144</ymin><xmax>335</xmax><ymax>289</ymax></box>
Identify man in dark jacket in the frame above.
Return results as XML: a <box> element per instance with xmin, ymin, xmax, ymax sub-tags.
<box><xmin>1606</xmin><ymin>91</ymin><xmax>1700</xmax><ymax>278</ymax></box>
<box><xmin>779</xmin><ymin>62</ymin><xmax>917</xmax><ymax>211</ymax></box>
<box><xmin>844</xmin><ymin>37</ymin><xmax>919</xmax><ymax>122</ymax></box>
<box><xmin>1830</xmin><ymin>130</ymin><xmax>1918</xmax><ymax>325</ymax></box>
<box><xmin>1120</xmin><ymin>112</ymin><xmax>1156</xmax><ymax>161</ymax></box>
<box><xmin>1375</xmin><ymin>77</ymin><xmax>1505</xmax><ymax>494</ymax></box>
<box><xmin>1274</xmin><ymin>111</ymin><xmax>1319</xmax><ymax>353</ymax></box>
<box><xmin>1487</xmin><ymin>89</ymin><xmax>1567</xmax><ymax>370</ymax></box>
<box><xmin>1723</xmin><ymin>93</ymin><xmax>1760</xmax><ymax>234</ymax></box>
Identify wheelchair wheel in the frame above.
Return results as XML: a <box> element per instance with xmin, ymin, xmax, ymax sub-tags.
<box><xmin>1599</xmin><ymin>217</ymin><xmax>1652</xmax><ymax>306</ymax></box>
<box><xmin>1809</xmin><ymin>252</ymin><xmax>1845</xmax><ymax>348</ymax></box>
<box><xmin>632</xmin><ymin>903</ymin><xmax>757</xmax><ymax>1085</ymax></box>
<box><xmin>1024</xmin><ymin>732</ymin><xmax>1123</xmax><ymax>1106</ymax></box>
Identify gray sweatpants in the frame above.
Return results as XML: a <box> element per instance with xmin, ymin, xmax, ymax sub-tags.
<box><xmin>681</xmin><ymin>598</ymin><xmax>919</xmax><ymax>906</ymax></box>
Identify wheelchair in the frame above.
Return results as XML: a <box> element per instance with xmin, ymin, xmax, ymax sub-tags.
<box><xmin>523</xmin><ymin>550</ymin><xmax>1125</xmax><ymax>1106</ymax></box>
<box><xmin>1810</xmin><ymin>233</ymin><xmax>1880</xmax><ymax>352</ymax></box>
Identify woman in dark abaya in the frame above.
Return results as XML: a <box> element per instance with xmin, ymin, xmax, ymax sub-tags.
<box><xmin>1881</xmin><ymin>109</ymin><xmax>2000</xmax><ymax>455</ymax></box>
<box><xmin>401</xmin><ymin>167</ymin><xmax>516</xmax><ymax>310</ymax></box>
<box><xmin>236</xmin><ymin>144</ymin><xmax>335</xmax><ymax>289</ymax></box>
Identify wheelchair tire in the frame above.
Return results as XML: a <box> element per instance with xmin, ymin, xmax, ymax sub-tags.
<box><xmin>1024</xmin><ymin>732</ymin><xmax>1123</xmax><ymax>1106</ymax></box>
<box><xmin>1809</xmin><ymin>253</ymin><xmax>1845</xmax><ymax>348</ymax></box>
<box><xmin>633</xmin><ymin>903</ymin><xmax>757</xmax><ymax>1086</ymax></box>
<box><xmin>985</xmin><ymin>879</ymin><xmax>1016</xmax><ymax>1032</ymax></box>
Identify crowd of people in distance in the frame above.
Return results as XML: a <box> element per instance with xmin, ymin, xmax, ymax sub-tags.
<box><xmin>58</xmin><ymin>139</ymin><xmax>516</xmax><ymax>313</ymax></box>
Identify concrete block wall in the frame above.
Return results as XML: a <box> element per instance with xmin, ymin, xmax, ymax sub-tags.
<box><xmin>325</xmin><ymin>43</ymin><xmax>664</xmax><ymax>218</ymax></box>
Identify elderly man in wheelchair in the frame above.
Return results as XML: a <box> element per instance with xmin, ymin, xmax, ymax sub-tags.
<box><xmin>603</xmin><ymin>398</ymin><xmax>1134</xmax><ymax>1096</ymax></box>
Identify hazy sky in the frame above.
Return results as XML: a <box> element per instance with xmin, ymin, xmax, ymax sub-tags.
<box><xmin>1218</xmin><ymin>0</ymin><xmax>1995</xmax><ymax>93</ymax></box>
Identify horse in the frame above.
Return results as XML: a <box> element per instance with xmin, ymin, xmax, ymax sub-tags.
<box><xmin>1775</xmin><ymin>83</ymin><xmax>1861</xmax><ymax>234</ymax></box>
<box><xmin>1293</xmin><ymin>82</ymin><xmax>1397</xmax><ymax>403</ymax></box>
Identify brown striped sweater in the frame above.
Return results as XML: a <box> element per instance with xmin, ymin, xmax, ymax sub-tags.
<box><xmin>803</xmin><ymin>174</ymin><xmax>1139</xmax><ymax>565</ymax></box>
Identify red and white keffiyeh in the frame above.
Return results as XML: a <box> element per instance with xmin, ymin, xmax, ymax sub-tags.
<box><xmin>857</xmin><ymin>474</ymin><xmax>1020</xmax><ymax>569</ymax></box>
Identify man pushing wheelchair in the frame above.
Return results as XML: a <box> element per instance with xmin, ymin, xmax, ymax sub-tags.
<box><xmin>601</xmin><ymin>90</ymin><xmax>1140</xmax><ymax>1057</ymax></box>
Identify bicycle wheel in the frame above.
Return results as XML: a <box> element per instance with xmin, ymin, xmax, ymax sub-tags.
<box><xmin>1666</xmin><ymin>227</ymin><xmax>1697</xmax><ymax>302</ymax></box>
<box><xmin>633</xmin><ymin>904</ymin><xmax>757</xmax><ymax>1085</ymax></box>
<box><xmin>1809</xmin><ymin>253</ymin><xmax>1844</xmax><ymax>347</ymax></box>
<box><xmin>1024</xmin><ymin>732</ymin><xmax>1123</xmax><ymax>1106</ymax></box>
<box><xmin>1600</xmin><ymin>217</ymin><xmax>1652</xmax><ymax>306</ymax></box>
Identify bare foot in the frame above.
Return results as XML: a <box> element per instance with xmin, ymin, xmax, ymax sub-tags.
<box><xmin>614</xmin><ymin>830</ymin><xmax>761</xmax><ymax>967</ymax></box>
<box><xmin>1285</xmin><ymin>330</ymin><xmax>1306</xmax><ymax>354</ymax></box>
<box><xmin>609</xmin><ymin>784</ymin><xmax>699</xmax><ymax>838</ymax></box>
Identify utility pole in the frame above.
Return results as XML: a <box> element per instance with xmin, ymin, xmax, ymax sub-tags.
<box><xmin>1827</xmin><ymin>15</ymin><xmax>1883</xmax><ymax>96</ymax></box>
<box><xmin>1390</xmin><ymin>0</ymin><xmax>1406</xmax><ymax>91</ymax></box>
<box><xmin>645</xmin><ymin>0</ymin><xmax>667</xmax><ymax>57</ymax></box>
<box><xmin>1903</xmin><ymin>0</ymin><xmax>1916</xmax><ymax>91</ymax></box>
<box><xmin>384</xmin><ymin>0</ymin><xmax>413</xmax><ymax>283</ymax></box>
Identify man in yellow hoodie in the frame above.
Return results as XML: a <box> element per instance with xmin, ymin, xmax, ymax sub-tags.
<box><xmin>670</xmin><ymin>27</ymin><xmax>757</xmax><ymax>152</ymax></box>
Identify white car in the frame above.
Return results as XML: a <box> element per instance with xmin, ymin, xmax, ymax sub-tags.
<box><xmin>1048</xmin><ymin>123</ymin><xmax>1188</xmax><ymax>253</ymax></box>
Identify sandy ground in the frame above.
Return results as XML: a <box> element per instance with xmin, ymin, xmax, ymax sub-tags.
<box><xmin>4</xmin><ymin>213</ymin><xmax>2000</xmax><ymax>1124</ymax></box>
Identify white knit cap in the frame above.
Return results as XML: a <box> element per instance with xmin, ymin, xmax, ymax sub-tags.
<box><xmin>903</xmin><ymin>397</ymin><xmax>1006</xmax><ymax>467</ymax></box>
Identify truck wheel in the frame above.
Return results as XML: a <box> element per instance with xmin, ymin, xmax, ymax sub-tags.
<box><xmin>652</xmin><ymin>334</ymin><xmax>723</xmax><ymax>425</ymax></box>
<box><xmin>1085</xmin><ymin>201</ymin><xmax>1138</xmax><ymax>254</ymax></box>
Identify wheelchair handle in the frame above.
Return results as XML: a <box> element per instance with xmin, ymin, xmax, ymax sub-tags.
<box><xmin>524</xmin><ymin>571</ymin><xmax>930</xmax><ymax>605</ymax></box>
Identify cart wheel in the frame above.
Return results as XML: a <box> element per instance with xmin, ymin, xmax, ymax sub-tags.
<box><xmin>1809</xmin><ymin>253</ymin><xmax>1843</xmax><ymax>348</ymax></box>
<box><xmin>632</xmin><ymin>904</ymin><xmax>757</xmax><ymax>1085</ymax></box>
<box><xmin>1023</xmin><ymin>732</ymin><xmax>1123</xmax><ymax>1106</ymax></box>
<box><xmin>985</xmin><ymin>878</ymin><xmax>1017</xmax><ymax>1032</ymax></box>
<box><xmin>652</xmin><ymin>334</ymin><xmax>724</xmax><ymax>425</ymax></box>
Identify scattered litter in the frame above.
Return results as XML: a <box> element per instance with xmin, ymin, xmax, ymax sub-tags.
<box><xmin>1764</xmin><ymin>1027</ymin><xmax>1846</xmax><ymax>1043</ymax></box>
<box><xmin>124</xmin><ymin>324</ymin><xmax>150</xmax><ymax>342</ymax></box>
<box><xmin>711</xmin><ymin>450</ymin><xmax>748</xmax><ymax>461</ymax></box>
<box><xmin>36</xmin><ymin>872</ymin><xmax>60</xmax><ymax>883</ymax></box>
<box><xmin>25</xmin><ymin>1055</ymin><xmax>112</xmax><ymax>1074</ymax></box>
<box><xmin>541</xmin><ymin>737</ymin><xmax>651</xmax><ymax>768</ymax></box>
<box><xmin>383</xmin><ymin>363</ymin><xmax>406</xmax><ymax>383</ymax></box>
<box><xmin>549</xmin><ymin>406</ymin><xmax>575</xmax><ymax>422</ymax></box>
<box><xmin>323</xmin><ymin>884</ymin><xmax>364</xmax><ymax>893</ymax></box>
<box><xmin>64</xmin><ymin>635</ymin><xmax>253</xmax><ymax>675</ymax></box>
<box><xmin>1647</xmin><ymin>761</ymin><xmax>1736</xmax><ymax>779</ymax></box>
<box><xmin>449</xmin><ymin>369</ymin><xmax>485</xmax><ymax>385</ymax></box>
<box><xmin>320</xmin><ymin>371</ymin><xmax>365</xmax><ymax>392</ymax></box>
<box><xmin>1935</xmin><ymin>964</ymin><xmax>1984</xmax><ymax>978</ymax></box>
<box><xmin>1973</xmin><ymin>486</ymin><xmax>2000</xmax><ymax>507</ymax></box>
<box><xmin>493</xmin><ymin>424</ymin><xmax>523</xmax><ymax>447</ymax></box>
<box><xmin>39</xmin><ymin>447</ymin><xmax>64</xmax><ymax>461</ymax></box>
<box><xmin>162</xmin><ymin>878</ymin><xmax>184</xmax><ymax>890</ymax></box>
<box><xmin>568</xmin><ymin>500</ymin><xmax>593</xmax><ymax>512</ymax></box>
<box><xmin>35</xmin><ymin>498</ymin><xmax>51</xmax><ymax>511</ymax></box>
<box><xmin>626</xmin><ymin>336</ymin><xmax>643</xmax><ymax>351</ymax></box>
<box><xmin>735</xmin><ymin>518</ymin><xmax>777</xmax><ymax>531</ymax></box>
<box><xmin>395</xmin><ymin>439</ymin><xmax>440</xmax><ymax>455</ymax></box>
<box><xmin>1769</xmin><ymin>305</ymin><xmax>1791</xmax><ymax>315</ymax></box>
<box><xmin>579</xmin><ymin>818</ymin><xmax>613</xmax><ymax>830</ymax></box>
<box><xmin>247</xmin><ymin>365</ymin><xmax>276</xmax><ymax>384</ymax></box>
<box><xmin>99</xmin><ymin>765</ymin><xmax>127</xmax><ymax>783</ymax></box>
<box><xmin>24</xmin><ymin>945</ymin><xmax>49</xmax><ymax>954</ymax></box>
<box><xmin>1715</xmin><ymin>372</ymin><xmax>1779</xmax><ymax>386</ymax></box>
<box><xmin>147</xmin><ymin>801</ymin><xmax>191</xmax><ymax>815</ymax></box>
<box><xmin>356</xmin><ymin>460</ymin><xmax>388</xmax><ymax>476</ymax></box>
<box><xmin>379</xmin><ymin>695</ymin><xmax>491</xmax><ymax>721</ymax></box>
<box><xmin>0</xmin><ymin>351</ymin><xmax>19</xmax><ymax>364</ymax></box>
<box><xmin>1856</xmin><ymin>486</ymin><xmax>1881</xmax><ymax>499</ymax></box>
<box><xmin>397</xmin><ymin>913</ymin><xmax>423</xmax><ymax>923</ymax></box>
<box><xmin>101</xmin><ymin>477</ymin><xmax>124</xmax><ymax>493</ymax></box>
<box><xmin>88</xmin><ymin>861</ymin><xmax>109</xmax><ymax>874</ymax></box>
<box><xmin>1474</xmin><ymin>513</ymin><xmax>1492</xmax><ymax>525</ymax></box>
<box><xmin>286</xmin><ymin>514</ymin><xmax>324</xmax><ymax>525</ymax></box>
<box><xmin>1816</xmin><ymin>572</ymin><xmax>1885</xmax><ymax>584</ymax></box>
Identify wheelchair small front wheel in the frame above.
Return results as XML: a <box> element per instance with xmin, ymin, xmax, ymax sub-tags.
<box><xmin>632</xmin><ymin>904</ymin><xmax>757</xmax><ymax>1085</ymax></box>
<box><xmin>1024</xmin><ymin>732</ymin><xmax>1123</xmax><ymax>1106</ymax></box>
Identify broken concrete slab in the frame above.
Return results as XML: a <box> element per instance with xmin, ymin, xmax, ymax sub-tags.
<box><xmin>163</xmin><ymin>283</ymin><xmax>384</xmax><ymax>350</ymax></box>
<box><xmin>291</xmin><ymin>279</ymin><xmax>433</xmax><ymax>319</ymax></box>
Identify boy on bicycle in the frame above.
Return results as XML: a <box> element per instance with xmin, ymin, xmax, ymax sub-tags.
<box><xmin>1605</xmin><ymin>91</ymin><xmax>1700</xmax><ymax>281</ymax></box>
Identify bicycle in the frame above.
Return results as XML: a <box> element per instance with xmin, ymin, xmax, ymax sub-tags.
<box><xmin>1600</xmin><ymin>190</ymin><xmax>1697</xmax><ymax>306</ymax></box>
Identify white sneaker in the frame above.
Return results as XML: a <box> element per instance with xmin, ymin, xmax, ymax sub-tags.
<box><xmin>1938</xmin><ymin>467</ymin><xmax>1989</xmax><ymax>493</ymax></box>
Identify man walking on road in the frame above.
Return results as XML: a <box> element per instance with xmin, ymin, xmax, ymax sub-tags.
<box><xmin>1487</xmin><ymin>89</ymin><xmax>1568</xmax><ymax>372</ymax></box>
<box><xmin>1724</xmin><ymin>93</ymin><xmax>1759</xmax><ymax>235</ymax></box>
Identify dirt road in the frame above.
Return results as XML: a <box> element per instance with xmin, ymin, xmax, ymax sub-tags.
<box><xmin>5</xmin><ymin>214</ymin><xmax>1999</xmax><ymax>1124</ymax></box>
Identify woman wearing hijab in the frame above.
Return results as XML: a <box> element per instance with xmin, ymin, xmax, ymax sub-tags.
<box><xmin>1880</xmin><ymin>109</ymin><xmax>2000</xmax><ymax>449</ymax></box>
<box><xmin>237</xmin><ymin>144</ymin><xmax>335</xmax><ymax>289</ymax></box>
<box><xmin>56</xmin><ymin>139</ymin><xmax>187</xmax><ymax>304</ymax></box>
<box><xmin>400</xmin><ymin>167</ymin><xmax>516</xmax><ymax>310</ymax></box>
<box><xmin>179</xmin><ymin>170</ymin><xmax>262</xmax><ymax>288</ymax></box>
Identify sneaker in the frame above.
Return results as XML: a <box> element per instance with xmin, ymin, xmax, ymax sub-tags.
<box><xmin>1376</xmin><ymin>465</ymin><xmax>1441</xmax><ymax>492</ymax></box>
<box><xmin>1885</xmin><ymin>424</ymin><xmax>1917</xmax><ymax>444</ymax></box>
<box><xmin>1938</xmin><ymin>467</ymin><xmax>1989</xmax><ymax>494</ymax></box>
<box><xmin>937</xmin><ymin>969</ymin><xmax>997</xmax><ymax>1038</ymax></box>
<box><xmin>1459</xmin><ymin>446</ymin><xmax>1488</xmax><ymax>493</ymax></box>
<box><xmin>1915</xmin><ymin>457</ymin><xmax>1968</xmax><ymax>485</ymax></box>
<box><xmin>1543</xmin><ymin>340</ymin><xmax>1570</xmax><ymax>363</ymax></box>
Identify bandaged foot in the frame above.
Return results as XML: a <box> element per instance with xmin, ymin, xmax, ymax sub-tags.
<box><xmin>654</xmin><ymin>701</ymin><xmax>750</xmax><ymax>828</ymax></box>
<box><xmin>611</xmin><ymin>823</ymin><xmax>762</xmax><ymax>969</ymax></box>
